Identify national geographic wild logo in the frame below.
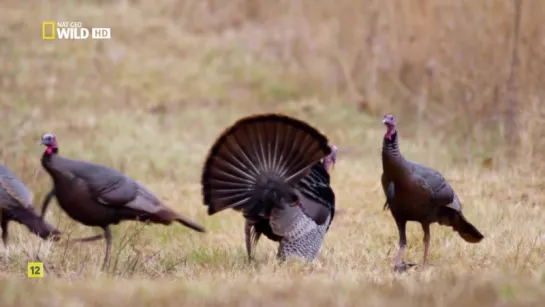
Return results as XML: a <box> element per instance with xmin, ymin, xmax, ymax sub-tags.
<box><xmin>42</xmin><ymin>21</ymin><xmax>111</xmax><ymax>40</ymax></box>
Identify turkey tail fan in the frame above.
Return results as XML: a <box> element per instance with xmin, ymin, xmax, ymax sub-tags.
<box><xmin>201</xmin><ymin>113</ymin><xmax>331</xmax><ymax>217</ymax></box>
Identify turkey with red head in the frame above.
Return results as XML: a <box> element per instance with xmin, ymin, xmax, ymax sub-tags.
<box><xmin>381</xmin><ymin>114</ymin><xmax>484</xmax><ymax>272</ymax></box>
<box><xmin>39</xmin><ymin>133</ymin><xmax>206</xmax><ymax>270</ymax></box>
<box><xmin>201</xmin><ymin>113</ymin><xmax>337</xmax><ymax>262</ymax></box>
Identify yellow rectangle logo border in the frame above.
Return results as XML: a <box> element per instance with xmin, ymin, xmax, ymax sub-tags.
<box><xmin>42</xmin><ymin>21</ymin><xmax>56</xmax><ymax>40</ymax></box>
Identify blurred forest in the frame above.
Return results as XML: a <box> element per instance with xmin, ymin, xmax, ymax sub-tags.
<box><xmin>170</xmin><ymin>0</ymin><xmax>544</xmax><ymax>169</ymax></box>
<box><xmin>3</xmin><ymin>0</ymin><xmax>545</xmax><ymax>169</ymax></box>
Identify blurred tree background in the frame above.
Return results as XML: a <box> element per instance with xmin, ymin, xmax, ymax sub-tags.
<box><xmin>2</xmin><ymin>0</ymin><xmax>544</xmax><ymax>170</ymax></box>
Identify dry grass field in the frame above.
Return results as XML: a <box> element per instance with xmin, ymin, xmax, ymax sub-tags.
<box><xmin>1</xmin><ymin>0</ymin><xmax>545</xmax><ymax>306</ymax></box>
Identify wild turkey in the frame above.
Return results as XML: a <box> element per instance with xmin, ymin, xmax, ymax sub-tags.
<box><xmin>201</xmin><ymin>113</ymin><xmax>337</xmax><ymax>262</ymax></box>
<box><xmin>39</xmin><ymin>133</ymin><xmax>206</xmax><ymax>269</ymax></box>
<box><xmin>0</xmin><ymin>164</ymin><xmax>61</xmax><ymax>245</ymax></box>
<box><xmin>381</xmin><ymin>114</ymin><xmax>484</xmax><ymax>272</ymax></box>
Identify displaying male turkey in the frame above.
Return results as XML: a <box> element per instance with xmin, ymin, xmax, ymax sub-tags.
<box><xmin>0</xmin><ymin>164</ymin><xmax>61</xmax><ymax>245</ymax></box>
<box><xmin>381</xmin><ymin>114</ymin><xmax>484</xmax><ymax>272</ymax></box>
<box><xmin>39</xmin><ymin>133</ymin><xmax>206</xmax><ymax>269</ymax></box>
<box><xmin>201</xmin><ymin>113</ymin><xmax>337</xmax><ymax>262</ymax></box>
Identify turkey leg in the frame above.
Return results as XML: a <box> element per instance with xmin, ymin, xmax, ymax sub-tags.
<box><xmin>65</xmin><ymin>227</ymin><xmax>112</xmax><ymax>271</ymax></box>
<box><xmin>244</xmin><ymin>220</ymin><xmax>253</xmax><ymax>261</ymax></box>
<box><xmin>244</xmin><ymin>219</ymin><xmax>263</xmax><ymax>262</ymax></box>
<box><xmin>101</xmin><ymin>226</ymin><xmax>112</xmax><ymax>270</ymax></box>
<box><xmin>422</xmin><ymin>223</ymin><xmax>430</xmax><ymax>266</ymax></box>
<box><xmin>393</xmin><ymin>218</ymin><xmax>416</xmax><ymax>272</ymax></box>
<box><xmin>40</xmin><ymin>188</ymin><xmax>56</xmax><ymax>219</ymax></box>
<box><xmin>1</xmin><ymin>211</ymin><xmax>8</xmax><ymax>246</ymax></box>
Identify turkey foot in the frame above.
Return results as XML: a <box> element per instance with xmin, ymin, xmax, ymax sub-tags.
<box><xmin>394</xmin><ymin>261</ymin><xmax>416</xmax><ymax>273</ymax></box>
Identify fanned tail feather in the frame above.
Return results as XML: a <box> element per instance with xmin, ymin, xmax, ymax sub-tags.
<box><xmin>201</xmin><ymin>114</ymin><xmax>331</xmax><ymax>219</ymax></box>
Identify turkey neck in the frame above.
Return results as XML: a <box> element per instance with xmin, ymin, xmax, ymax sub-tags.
<box><xmin>41</xmin><ymin>148</ymin><xmax>62</xmax><ymax>178</ymax></box>
<box><xmin>382</xmin><ymin>131</ymin><xmax>410</xmax><ymax>178</ymax></box>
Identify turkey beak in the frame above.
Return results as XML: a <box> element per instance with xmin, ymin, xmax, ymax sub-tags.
<box><xmin>38</xmin><ymin>140</ymin><xmax>44</xmax><ymax>145</ymax></box>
